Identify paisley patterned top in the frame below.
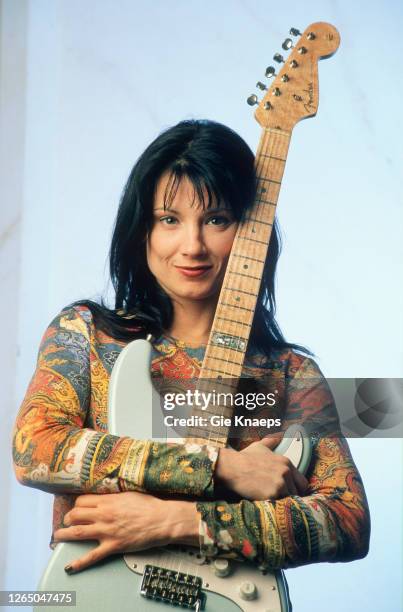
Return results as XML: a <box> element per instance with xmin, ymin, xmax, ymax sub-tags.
<box><xmin>12</xmin><ymin>305</ymin><xmax>370</xmax><ymax>568</ymax></box>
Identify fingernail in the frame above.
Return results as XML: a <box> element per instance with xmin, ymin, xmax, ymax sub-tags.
<box><xmin>64</xmin><ymin>565</ymin><xmax>75</xmax><ymax>574</ymax></box>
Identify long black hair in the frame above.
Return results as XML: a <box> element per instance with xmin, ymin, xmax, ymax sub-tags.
<box><xmin>74</xmin><ymin>119</ymin><xmax>309</xmax><ymax>358</ymax></box>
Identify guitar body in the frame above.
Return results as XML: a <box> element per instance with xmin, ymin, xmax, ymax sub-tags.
<box><xmin>37</xmin><ymin>338</ymin><xmax>311</xmax><ymax>612</ymax></box>
<box><xmin>36</xmin><ymin>543</ymin><xmax>291</xmax><ymax>611</ymax></box>
<box><xmin>36</xmin><ymin>543</ymin><xmax>246</xmax><ymax>611</ymax></box>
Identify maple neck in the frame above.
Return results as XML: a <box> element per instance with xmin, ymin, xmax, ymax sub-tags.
<box><xmin>186</xmin><ymin>128</ymin><xmax>291</xmax><ymax>447</ymax></box>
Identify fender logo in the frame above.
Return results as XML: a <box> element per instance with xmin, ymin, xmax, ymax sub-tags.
<box><xmin>302</xmin><ymin>82</ymin><xmax>315</xmax><ymax>112</ymax></box>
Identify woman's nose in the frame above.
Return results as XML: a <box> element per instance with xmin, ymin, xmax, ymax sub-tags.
<box><xmin>180</xmin><ymin>225</ymin><xmax>207</xmax><ymax>257</ymax></box>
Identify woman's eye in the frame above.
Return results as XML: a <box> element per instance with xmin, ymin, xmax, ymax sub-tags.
<box><xmin>159</xmin><ymin>216</ymin><xmax>177</xmax><ymax>225</ymax></box>
<box><xmin>156</xmin><ymin>214</ymin><xmax>233</xmax><ymax>226</ymax></box>
<box><xmin>206</xmin><ymin>216</ymin><xmax>232</xmax><ymax>226</ymax></box>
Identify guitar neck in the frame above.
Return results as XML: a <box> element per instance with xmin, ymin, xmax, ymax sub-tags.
<box><xmin>186</xmin><ymin>128</ymin><xmax>292</xmax><ymax>447</ymax></box>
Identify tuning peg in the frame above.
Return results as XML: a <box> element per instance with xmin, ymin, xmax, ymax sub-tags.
<box><xmin>265</xmin><ymin>66</ymin><xmax>276</xmax><ymax>78</ymax></box>
<box><xmin>247</xmin><ymin>94</ymin><xmax>259</xmax><ymax>106</ymax></box>
<box><xmin>256</xmin><ymin>81</ymin><xmax>267</xmax><ymax>91</ymax></box>
<box><xmin>282</xmin><ymin>38</ymin><xmax>293</xmax><ymax>51</ymax></box>
<box><xmin>289</xmin><ymin>27</ymin><xmax>301</xmax><ymax>36</ymax></box>
<box><xmin>273</xmin><ymin>53</ymin><xmax>284</xmax><ymax>63</ymax></box>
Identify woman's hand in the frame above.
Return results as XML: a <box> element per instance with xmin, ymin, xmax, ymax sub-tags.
<box><xmin>53</xmin><ymin>492</ymin><xmax>199</xmax><ymax>574</ymax></box>
<box><xmin>215</xmin><ymin>435</ymin><xmax>309</xmax><ymax>500</ymax></box>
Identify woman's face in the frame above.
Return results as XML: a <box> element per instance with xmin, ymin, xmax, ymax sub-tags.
<box><xmin>146</xmin><ymin>172</ymin><xmax>238</xmax><ymax>304</ymax></box>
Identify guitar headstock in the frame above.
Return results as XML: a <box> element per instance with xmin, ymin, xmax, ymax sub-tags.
<box><xmin>248</xmin><ymin>22</ymin><xmax>340</xmax><ymax>132</ymax></box>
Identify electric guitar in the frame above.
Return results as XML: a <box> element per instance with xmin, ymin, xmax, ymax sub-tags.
<box><xmin>36</xmin><ymin>22</ymin><xmax>340</xmax><ymax>611</ymax></box>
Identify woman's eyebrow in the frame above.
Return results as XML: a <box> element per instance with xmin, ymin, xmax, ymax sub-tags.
<box><xmin>153</xmin><ymin>206</ymin><xmax>233</xmax><ymax>213</ymax></box>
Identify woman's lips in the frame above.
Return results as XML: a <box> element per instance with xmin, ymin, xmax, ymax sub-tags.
<box><xmin>175</xmin><ymin>266</ymin><xmax>212</xmax><ymax>278</ymax></box>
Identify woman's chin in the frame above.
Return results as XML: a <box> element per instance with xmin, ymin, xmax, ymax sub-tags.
<box><xmin>169</xmin><ymin>286</ymin><xmax>219</xmax><ymax>302</ymax></box>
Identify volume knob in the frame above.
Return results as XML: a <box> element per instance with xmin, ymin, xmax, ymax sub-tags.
<box><xmin>238</xmin><ymin>581</ymin><xmax>258</xmax><ymax>601</ymax></box>
<box><xmin>212</xmin><ymin>558</ymin><xmax>231</xmax><ymax>577</ymax></box>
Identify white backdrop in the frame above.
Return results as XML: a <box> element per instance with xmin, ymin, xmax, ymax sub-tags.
<box><xmin>1</xmin><ymin>1</ymin><xmax>402</xmax><ymax>611</ymax></box>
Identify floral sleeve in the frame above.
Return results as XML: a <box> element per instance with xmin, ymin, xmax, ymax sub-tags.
<box><xmin>195</xmin><ymin>358</ymin><xmax>370</xmax><ymax>568</ymax></box>
<box><xmin>12</xmin><ymin>307</ymin><xmax>218</xmax><ymax>498</ymax></box>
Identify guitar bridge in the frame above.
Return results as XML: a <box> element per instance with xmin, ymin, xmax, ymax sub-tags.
<box><xmin>140</xmin><ymin>564</ymin><xmax>206</xmax><ymax>610</ymax></box>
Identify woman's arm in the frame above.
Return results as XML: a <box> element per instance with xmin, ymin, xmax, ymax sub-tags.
<box><xmin>67</xmin><ymin>433</ymin><xmax>369</xmax><ymax>571</ymax></box>
<box><xmin>52</xmin><ymin>491</ymin><xmax>201</xmax><ymax>573</ymax></box>
<box><xmin>12</xmin><ymin>306</ymin><xmax>218</xmax><ymax>499</ymax></box>
<box><xmin>52</xmin><ymin>431</ymin><xmax>369</xmax><ymax>574</ymax></box>
<box><xmin>191</xmin><ymin>358</ymin><xmax>371</xmax><ymax>569</ymax></box>
<box><xmin>194</xmin><ymin>435</ymin><xmax>370</xmax><ymax>568</ymax></box>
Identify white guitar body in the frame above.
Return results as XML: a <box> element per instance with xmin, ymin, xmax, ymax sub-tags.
<box><xmin>110</xmin><ymin>339</ymin><xmax>312</xmax><ymax>612</ymax></box>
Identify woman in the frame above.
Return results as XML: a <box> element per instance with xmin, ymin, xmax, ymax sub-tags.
<box><xmin>12</xmin><ymin>119</ymin><xmax>370</xmax><ymax>578</ymax></box>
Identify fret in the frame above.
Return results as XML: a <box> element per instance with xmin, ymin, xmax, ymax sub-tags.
<box><xmin>192</xmin><ymin>407</ymin><xmax>235</xmax><ymax>419</ymax></box>
<box><xmin>259</xmin><ymin>154</ymin><xmax>286</xmax><ymax>162</ymax></box>
<box><xmin>242</xmin><ymin>218</ymin><xmax>273</xmax><ymax>229</ymax></box>
<box><xmin>203</xmin><ymin>366</ymin><xmax>238</xmax><ymax>377</ymax></box>
<box><xmin>216</xmin><ymin>315</ymin><xmax>251</xmax><ymax>327</ymax></box>
<box><xmin>266</xmin><ymin>127</ymin><xmax>290</xmax><ymax>138</ymax></box>
<box><xmin>227</xmin><ymin>270</ymin><xmax>261</xmax><ymax>281</ymax></box>
<box><xmin>188</xmin><ymin>426</ymin><xmax>230</xmax><ymax>439</ymax></box>
<box><xmin>197</xmin><ymin>374</ymin><xmax>238</xmax><ymax>385</ymax></box>
<box><xmin>191</xmin><ymin>399</ymin><xmax>237</xmax><ymax>415</ymax></box>
<box><xmin>236</xmin><ymin>235</ymin><xmax>267</xmax><ymax>246</ymax></box>
<box><xmin>206</xmin><ymin>355</ymin><xmax>244</xmax><ymax>367</ymax></box>
<box><xmin>195</xmin><ymin>382</ymin><xmax>239</xmax><ymax>397</ymax></box>
<box><xmin>196</xmin><ymin>388</ymin><xmax>239</xmax><ymax>402</ymax></box>
<box><xmin>185</xmin><ymin>436</ymin><xmax>227</xmax><ymax>448</ymax></box>
<box><xmin>185</xmin><ymin>427</ymin><xmax>230</xmax><ymax>440</ymax></box>
<box><xmin>192</xmin><ymin>426</ymin><xmax>232</xmax><ymax>439</ymax></box>
<box><xmin>192</xmin><ymin>407</ymin><xmax>234</xmax><ymax>420</ymax></box>
<box><xmin>257</xmin><ymin>177</ymin><xmax>282</xmax><ymax>185</ymax></box>
<box><xmin>231</xmin><ymin>253</ymin><xmax>265</xmax><ymax>264</ymax></box>
<box><xmin>214</xmin><ymin>314</ymin><xmax>252</xmax><ymax>328</ymax></box>
<box><xmin>256</xmin><ymin>169</ymin><xmax>283</xmax><ymax>184</ymax></box>
<box><xmin>219</xmin><ymin>301</ymin><xmax>254</xmax><ymax>313</ymax></box>
<box><xmin>215</xmin><ymin>304</ymin><xmax>254</xmax><ymax>319</ymax></box>
<box><xmin>254</xmin><ymin>198</ymin><xmax>277</xmax><ymax>207</ymax></box>
<box><xmin>222</xmin><ymin>287</ymin><xmax>259</xmax><ymax>297</ymax></box>
<box><xmin>193</xmin><ymin>402</ymin><xmax>240</xmax><ymax>415</ymax></box>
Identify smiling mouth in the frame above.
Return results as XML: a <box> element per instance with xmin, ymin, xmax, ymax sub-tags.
<box><xmin>175</xmin><ymin>265</ymin><xmax>212</xmax><ymax>277</ymax></box>
<box><xmin>175</xmin><ymin>266</ymin><xmax>212</xmax><ymax>270</ymax></box>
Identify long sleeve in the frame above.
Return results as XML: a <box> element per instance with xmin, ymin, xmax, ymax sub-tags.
<box><xmin>195</xmin><ymin>357</ymin><xmax>371</xmax><ymax>568</ymax></box>
<box><xmin>12</xmin><ymin>306</ymin><xmax>218</xmax><ymax>498</ymax></box>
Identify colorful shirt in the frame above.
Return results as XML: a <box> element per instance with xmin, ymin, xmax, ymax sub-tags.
<box><xmin>12</xmin><ymin>305</ymin><xmax>370</xmax><ymax>568</ymax></box>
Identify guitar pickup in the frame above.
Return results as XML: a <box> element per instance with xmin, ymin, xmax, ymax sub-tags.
<box><xmin>140</xmin><ymin>564</ymin><xmax>206</xmax><ymax>610</ymax></box>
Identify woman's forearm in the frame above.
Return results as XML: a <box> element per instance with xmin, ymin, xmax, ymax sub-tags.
<box><xmin>12</xmin><ymin>307</ymin><xmax>219</xmax><ymax>500</ymax></box>
<box><xmin>195</xmin><ymin>437</ymin><xmax>370</xmax><ymax>569</ymax></box>
<box><xmin>166</xmin><ymin>500</ymin><xmax>201</xmax><ymax>548</ymax></box>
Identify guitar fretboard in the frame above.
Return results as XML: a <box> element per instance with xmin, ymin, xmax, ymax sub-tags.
<box><xmin>185</xmin><ymin>128</ymin><xmax>291</xmax><ymax>447</ymax></box>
